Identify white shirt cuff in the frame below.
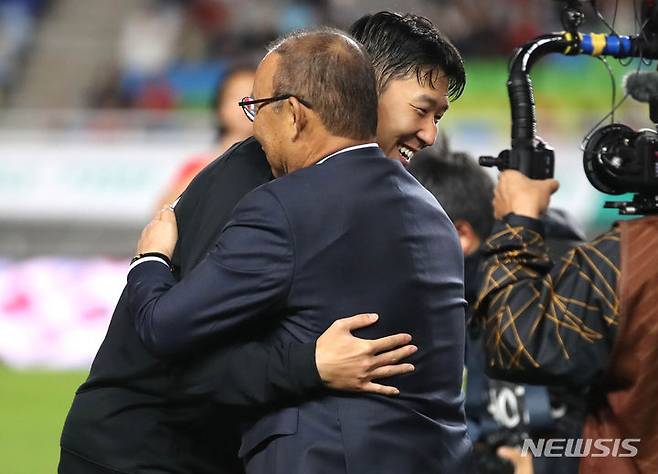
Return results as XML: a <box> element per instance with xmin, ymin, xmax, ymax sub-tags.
<box><xmin>129</xmin><ymin>256</ymin><xmax>170</xmax><ymax>272</ymax></box>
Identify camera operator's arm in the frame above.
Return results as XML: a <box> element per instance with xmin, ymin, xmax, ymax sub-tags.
<box><xmin>475</xmin><ymin>171</ymin><xmax>620</xmax><ymax>386</ymax></box>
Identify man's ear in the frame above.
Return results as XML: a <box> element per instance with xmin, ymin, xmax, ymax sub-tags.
<box><xmin>453</xmin><ymin>219</ymin><xmax>481</xmax><ymax>256</ymax></box>
<box><xmin>287</xmin><ymin>97</ymin><xmax>308</xmax><ymax>141</ymax></box>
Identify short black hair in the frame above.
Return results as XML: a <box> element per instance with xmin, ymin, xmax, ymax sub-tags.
<box><xmin>409</xmin><ymin>147</ymin><xmax>494</xmax><ymax>240</ymax></box>
<box><xmin>349</xmin><ymin>11</ymin><xmax>465</xmax><ymax>100</ymax></box>
<box><xmin>268</xmin><ymin>28</ymin><xmax>378</xmax><ymax>141</ymax></box>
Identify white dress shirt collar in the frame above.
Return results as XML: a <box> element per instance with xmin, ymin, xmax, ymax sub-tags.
<box><xmin>316</xmin><ymin>142</ymin><xmax>379</xmax><ymax>165</ymax></box>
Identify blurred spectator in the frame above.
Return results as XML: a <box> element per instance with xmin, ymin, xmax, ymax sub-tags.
<box><xmin>188</xmin><ymin>0</ymin><xmax>229</xmax><ymax>38</ymax></box>
<box><xmin>118</xmin><ymin>1</ymin><xmax>182</xmax><ymax>78</ymax></box>
<box><xmin>117</xmin><ymin>0</ymin><xmax>183</xmax><ymax>106</ymax></box>
<box><xmin>89</xmin><ymin>0</ymin><xmax>570</xmax><ymax>110</ymax></box>
<box><xmin>156</xmin><ymin>62</ymin><xmax>256</xmax><ymax>208</ymax></box>
<box><xmin>12</xmin><ymin>0</ymin><xmax>641</xmax><ymax>111</ymax></box>
<box><xmin>438</xmin><ymin>0</ymin><xmax>556</xmax><ymax>56</ymax></box>
<box><xmin>136</xmin><ymin>77</ymin><xmax>177</xmax><ymax>110</ymax></box>
<box><xmin>0</xmin><ymin>0</ymin><xmax>46</xmax><ymax>103</ymax></box>
<box><xmin>277</xmin><ymin>0</ymin><xmax>324</xmax><ymax>33</ymax></box>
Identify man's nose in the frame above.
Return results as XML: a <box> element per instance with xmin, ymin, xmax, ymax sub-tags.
<box><xmin>416</xmin><ymin>119</ymin><xmax>438</xmax><ymax>147</ymax></box>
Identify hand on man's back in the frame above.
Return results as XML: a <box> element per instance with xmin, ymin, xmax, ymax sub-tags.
<box><xmin>315</xmin><ymin>313</ymin><xmax>417</xmax><ymax>396</ymax></box>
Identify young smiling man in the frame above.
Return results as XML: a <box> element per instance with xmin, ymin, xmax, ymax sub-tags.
<box><xmin>350</xmin><ymin>11</ymin><xmax>465</xmax><ymax>165</ymax></box>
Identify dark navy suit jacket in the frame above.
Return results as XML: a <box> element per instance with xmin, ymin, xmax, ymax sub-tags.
<box><xmin>128</xmin><ymin>145</ymin><xmax>473</xmax><ymax>473</ymax></box>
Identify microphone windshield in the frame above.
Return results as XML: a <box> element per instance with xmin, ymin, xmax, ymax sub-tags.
<box><xmin>624</xmin><ymin>71</ymin><xmax>658</xmax><ymax>103</ymax></box>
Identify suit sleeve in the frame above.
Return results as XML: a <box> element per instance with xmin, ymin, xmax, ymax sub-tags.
<box><xmin>127</xmin><ymin>187</ymin><xmax>294</xmax><ymax>358</ymax></box>
<box><xmin>177</xmin><ymin>339</ymin><xmax>324</xmax><ymax>406</ymax></box>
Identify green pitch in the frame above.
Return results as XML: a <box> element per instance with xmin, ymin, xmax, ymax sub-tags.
<box><xmin>0</xmin><ymin>365</ymin><xmax>87</xmax><ymax>474</ymax></box>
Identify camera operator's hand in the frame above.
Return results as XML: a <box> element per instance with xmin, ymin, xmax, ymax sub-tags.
<box><xmin>493</xmin><ymin>170</ymin><xmax>559</xmax><ymax>219</ymax></box>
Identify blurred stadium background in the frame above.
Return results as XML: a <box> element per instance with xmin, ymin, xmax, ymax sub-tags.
<box><xmin>0</xmin><ymin>1</ymin><xmax>652</xmax><ymax>472</ymax></box>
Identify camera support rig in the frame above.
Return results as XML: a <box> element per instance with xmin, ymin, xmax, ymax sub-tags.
<box><xmin>479</xmin><ymin>0</ymin><xmax>658</xmax><ymax>214</ymax></box>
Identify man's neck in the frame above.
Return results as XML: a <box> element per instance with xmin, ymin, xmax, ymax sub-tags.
<box><xmin>296</xmin><ymin>137</ymin><xmax>373</xmax><ymax>171</ymax></box>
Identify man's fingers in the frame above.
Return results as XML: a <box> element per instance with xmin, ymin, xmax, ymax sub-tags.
<box><xmin>369</xmin><ymin>363</ymin><xmax>415</xmax><ymax>381</ymax></box>
<box><xmin>334</xmin><ymin>313</ymin><xmax>379</xmax><ymax>331</ymax></box>
<box><xmin>360</xmin><ymin>382</ymin><xmax>400</xmax><ymax>396</ymax></box>
<box><xmin>369</xmin><ymin>333</ymin><xmax>413</xmax><ymax>354</ymax></box>
<box><xmin>371</xmin><ymin>344</ymin><xmax>417</xmax><ymax>366</ymax></box>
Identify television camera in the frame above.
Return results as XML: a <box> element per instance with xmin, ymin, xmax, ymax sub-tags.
<box><xmin>479</xmin><ymin>0</ymin><xmax>658</xmax><ymax>214</ymax></box>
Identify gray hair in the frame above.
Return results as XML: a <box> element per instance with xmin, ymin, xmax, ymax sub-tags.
<box><xmin>267</xmin><ymin>28</ymin><xmax>378</xmax><ymax>140</ymax></box>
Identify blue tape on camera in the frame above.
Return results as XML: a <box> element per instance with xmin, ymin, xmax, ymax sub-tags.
<box><xmin>580</xmin><ymin>33</ymin><xmax>632</xmax><ymax>57</ymax></box>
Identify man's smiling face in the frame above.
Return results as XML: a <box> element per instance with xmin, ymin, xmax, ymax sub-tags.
<box><xmin>376</xmin><ymin>72</ymin><xmax>449</xmax><ymax>167</ymax></box>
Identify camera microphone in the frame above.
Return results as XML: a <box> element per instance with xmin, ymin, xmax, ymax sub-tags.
<box><xmin>623</xmin><ymin>71</ymin><xmax>658</xmax><ymax>123</ymax></box>
<box><xmin>623</xmin><ymin>71</ymin><xmax>658</xmax><ymax>103</ymax></box>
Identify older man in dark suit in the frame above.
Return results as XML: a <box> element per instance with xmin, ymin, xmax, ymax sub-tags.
<box><xmin>130</xmin><ymin>28</ymin><xmax>472</xmax><ymax>473</ymax></box>
<box><xmin>58</xmin><ymin>39</ymin><xmax>417</xmax><ymax>474</ymax></box>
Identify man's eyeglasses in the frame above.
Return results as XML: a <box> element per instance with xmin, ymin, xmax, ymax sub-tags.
<box><xmin>238</xmin><ymin>94</ymin><xmax>312</xmax><ymax>122</ymax></box>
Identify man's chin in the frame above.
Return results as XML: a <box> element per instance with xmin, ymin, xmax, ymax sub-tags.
<box><xmin>388</xmin><ymin>145</ymin><xmax>416</xmax><ymax>167</ymax></box>
<box><xmin>383</xmin><ymin>147</ymin><xmax>411</xmax><ymax>167</ymax></box>
<box><xmin>392</xmin><ymin>152</ymin><xmax>410</xmax><ymax>167</ymax></box>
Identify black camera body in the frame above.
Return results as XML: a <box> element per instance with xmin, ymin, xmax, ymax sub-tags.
<box><xmin>583</xmin><ymin>124</ymin><xmax>658</xmax><ymax>195</ymax></box>
<box><xmin>583</xmin><ymin>124</ymin><xmax>658</xmax><ymax>214</ymax></box>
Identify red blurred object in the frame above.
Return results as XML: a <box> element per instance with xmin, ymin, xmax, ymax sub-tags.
<box><xmin>189</xmin><ymin>0</ymin><xmax>228</xmax><ymax>34</ymax></box>
<box><xmin>136</xmin><ymin>79</ymin><xmax>176</xmax><ymax>110</ymax></box>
